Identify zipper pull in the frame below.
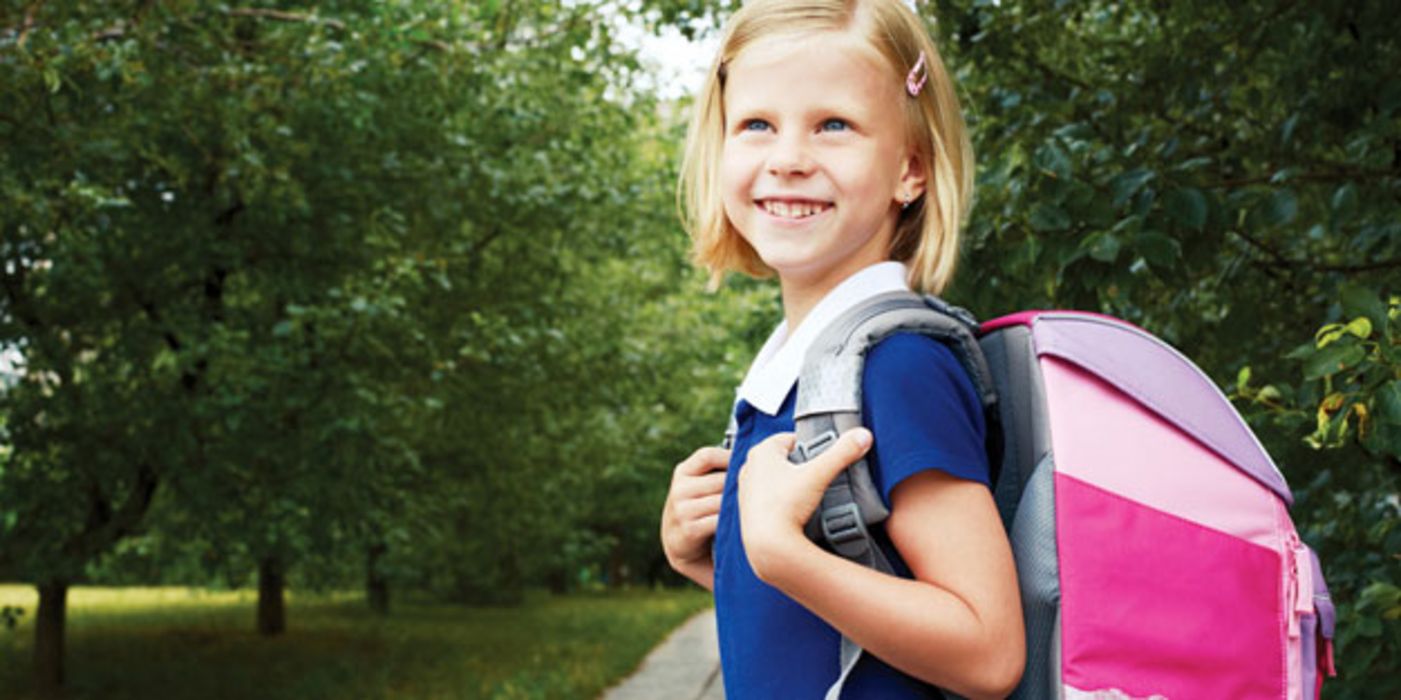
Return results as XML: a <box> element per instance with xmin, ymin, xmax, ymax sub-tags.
<box><xmin>1285</xmin><ymin>532</ymin><xmax>1312</xmax><ymax>640</ymax></box>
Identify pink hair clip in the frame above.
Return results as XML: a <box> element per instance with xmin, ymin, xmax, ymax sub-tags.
<box><xmin>906</xmin><ymin>51</ymin><xmax>928</xmax><ymax>97</ymax></box>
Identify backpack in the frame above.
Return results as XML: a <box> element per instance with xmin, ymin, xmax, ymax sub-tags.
<box><xmin>781</xmin><ymin>291</ymin><xmax>1337</xmax><ymax>700</ymax></box>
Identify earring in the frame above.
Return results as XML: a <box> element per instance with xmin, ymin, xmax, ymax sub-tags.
<box><xmin>901</xmin><ymin>193</ymin><xmax>913</xmax><ymax>210</ymax></box>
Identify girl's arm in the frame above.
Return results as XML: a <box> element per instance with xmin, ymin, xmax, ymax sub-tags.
<box><xmin>739</xmin><ymin>430</ymin><xmax>1025</xmax><ymax>700</ymax></box>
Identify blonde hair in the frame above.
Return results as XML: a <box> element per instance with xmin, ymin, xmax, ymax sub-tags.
<box><xmin>677</xmin><ymin>0</ymin><xmax>974</xmax><ymax>294</ymax></box>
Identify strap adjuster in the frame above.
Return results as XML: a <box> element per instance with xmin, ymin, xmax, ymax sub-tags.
<box><xmin>792</xmin><ymin>429</ymin><xmax>838</xmax><ymax>463</ymax></box>
<box><xmin>821</xmin><ymin>502</ymin><xmax>869</xmax><ymax>552</ymax></box>
<box><xmin>795</xmin><ymin>428</ymin><xmax>834</xmax><ymax>462</ymax></box>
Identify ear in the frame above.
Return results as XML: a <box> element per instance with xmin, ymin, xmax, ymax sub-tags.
<box><xmin>895</xmin><ymin>149</ymin><xmax>927</xmax><ymax>205</ymax></box>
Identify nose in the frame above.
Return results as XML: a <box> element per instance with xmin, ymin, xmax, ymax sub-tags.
<box><xmin>765</xmin><ymin>133</ymin><xmax>814</xmax><ymax>176</ymax></box>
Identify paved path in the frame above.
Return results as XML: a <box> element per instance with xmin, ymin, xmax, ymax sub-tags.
<box><xmin>601</xmin><ymin>608</ymin><xmax>724</xmax><ymax>700</ymax></box>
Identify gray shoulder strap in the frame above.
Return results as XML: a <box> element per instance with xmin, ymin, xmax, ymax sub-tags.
<box><xmin>793</xmin><ymin>291</ymin><xmax>996</xmax><ymax>540</ymax></box>
<box><xmin>796</xmin><ymin>291</ymin><xmax>996</xmax><ymax>420</ymax></box>
<box><xmin>791</xmin><ymin>290</ymin><xmax>995</xmax><ymax>700</ymax></box>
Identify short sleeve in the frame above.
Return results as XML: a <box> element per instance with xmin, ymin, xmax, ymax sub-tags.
<box><xmin>861</xmin><ymin>333</ymin><xmax>990</xmax><ymax>505</ymax></box>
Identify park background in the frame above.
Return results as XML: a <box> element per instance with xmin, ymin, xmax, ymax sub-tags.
<box><xmin>0</xmin><ymin>0</ymin><xmax>1397</xmax><ymax>698</ymax></box>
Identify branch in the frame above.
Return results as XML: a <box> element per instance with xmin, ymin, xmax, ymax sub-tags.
<box><xmin>63</xmin><ymin>462</ymin><xmax>159</xmax><ymax>565</ymax></box>
<box><xmin>465</xmin><ymin>225</ymin><xmax>505</xmax><ymax>277</ymax></box>
<box><xmin>16</xmin><ymin>0</ymin><xmax>42</xmax><ymax>49</ymax></box>
<box><xmin>225</xmin><ymin>8</ymin><xmax>346</xmax><ymax>32</ymax></box>
<box><xmin>415</xmin><ymin>38</ymin><xmax>451</xmax><ymax>53</ymax></box>
<box><xmin>92</xmin><ymin>22</ymin><xmax>127</xmax><ymax>42</ymax></box>
<box><xmin>1210</xmin><ymin>168</ymin><xmax>1400</xmax><ymax>189</ymax></box>
<box><xmin>1230</xmin><ymin>227</ymin><xmax>1401</xmax><ymax>274</ymax></box>
<box><xmin>8</xmin><ymin>3</ymin><xmax>347</xmax><ymax>49</ymax></box>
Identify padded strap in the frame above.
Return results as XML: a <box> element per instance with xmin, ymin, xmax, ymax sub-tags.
<box><xmin>795</xmin><ymin>411</ymin><xmax>890</xmax><ymax>545</ymax></box>
<box><xmin>792</xmin><ymin>292</ymin><xmax>997</xmax><ymax>699</ymax></box>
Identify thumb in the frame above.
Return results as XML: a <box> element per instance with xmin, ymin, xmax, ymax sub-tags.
<box><xmin>799</xmin><ymin>428</ymin><xmax>873</xmax><ymax>481</ymax></box>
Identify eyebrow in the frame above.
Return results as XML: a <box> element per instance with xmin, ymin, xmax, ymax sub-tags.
<box><xmin>726</xmin><ymin>103</ymin><xmax>867</xmax><ymax>121</ymax></box>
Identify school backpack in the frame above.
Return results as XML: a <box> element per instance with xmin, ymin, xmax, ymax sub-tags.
<box><xmin>785</xmin><ymin>291</ymin><xmax>1337</xmax><ymax>700</ymax></box>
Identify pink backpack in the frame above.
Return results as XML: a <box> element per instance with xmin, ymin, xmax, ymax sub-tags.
<box><xmin>787</xmin><ymin>293</ymin><xmax>1338</xmax><ymax>699</ymax></box>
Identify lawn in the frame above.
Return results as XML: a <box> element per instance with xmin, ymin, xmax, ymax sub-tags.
<box><xmin>0</xmin><ymin>585</ymin><xmax>712</xmax><ymax>700</ymax></box>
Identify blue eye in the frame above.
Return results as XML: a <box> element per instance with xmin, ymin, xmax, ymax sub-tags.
<box><xmin>821</xmin><ymin>118</ymin><xmax>850</xmax><ymax>132</ymax></box>
<box><xmin>741</xmin><ymin>119</ymin><xmax>772</xmax><ymax>132</ymax></box>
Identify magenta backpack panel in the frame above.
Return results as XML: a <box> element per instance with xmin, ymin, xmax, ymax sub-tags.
<box><xmin>982</xmin><ymin>311</ymin><xmax>1334</xmax><ymax>700</ymax></box>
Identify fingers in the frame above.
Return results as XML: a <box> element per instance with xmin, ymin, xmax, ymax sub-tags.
<box><xmin>663</xmin><ymin>486</ymin><xmax>722</xmax><ymax>566</ymax></box>
<box><xmin>751</xmin><ymin>429</ymin><xmax>872</xmax><ymax>471</ymax></box>
<box><xmin>682</xmin><ymin>513</ymin><xmax>719</xmax><ymax>541</ymax></box>
<box><xmin>749</xmin><ymin>431</ymin><xmax>798</xmax><ymax>460</ymax></box>
<box><xmin>751</xmin><ymin>428</ymin><xmax>872</xmax><ymax>484</ymax></box>
<box><xmin>662</xmin><ymin>444</ymin><xmax>729</xmax><ymax>565</ymax></box>
<box><xmin>674</xmin><ymin>446</ymin><xmax>731</xmax><ymax>477</ymax></box>
<box><xmin>671</xmin><ymin>470</ymin><xmax>726</xmax><ymax>500</ymax></box>
<box><xmin>804</xmin><ymin>428</ymin><xmax>873</xmax><ymax>479</ymax></box>
<box><xmin>676</xmin><ymin>493</ymin><xmax>722</xmax><ymax>520</ymax></box>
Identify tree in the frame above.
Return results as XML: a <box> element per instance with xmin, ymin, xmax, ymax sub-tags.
<box><xmin>2</xmin><ymin>3</ymin><xmax>713</xmax><ymax>692</ymax></box>
<box><xmin>0</xmin><ymin>0</ymin><xmax>664</xmax><ymax>686</ymax></box>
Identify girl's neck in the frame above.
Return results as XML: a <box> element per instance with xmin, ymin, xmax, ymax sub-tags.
<box><xmin>779</xmin><ymin>257</ymin><xmax>886</xmax><ymax>333</ymax></box>
<box><xmin>774</xmin><ymin>218</ymin><xmax>900</xmax><ymax>334</ymax></box>
<box><xmin>779</xmin><ymin>282</ymin><xmax>822</xmax><ymax>335</ymax></box>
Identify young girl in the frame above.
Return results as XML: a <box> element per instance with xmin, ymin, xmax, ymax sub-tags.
<box><xmin>660</xmin><ymin>1</ymin><xmax>1024</xmax><ymax>698</ymax></box>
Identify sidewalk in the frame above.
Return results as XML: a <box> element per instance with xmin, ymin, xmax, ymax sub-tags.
<box><xmin>601</xmin><ymin>608</ymin><xmax>724</xmax><ymax>700</ymax></box>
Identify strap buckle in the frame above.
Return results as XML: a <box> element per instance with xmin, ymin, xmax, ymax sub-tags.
<box><xmin>820</xmin><ymin>502</ymin><xmax>869</xmax><ymax>554</ymax></box>
<box><xmin>791</xmin><ymin>429</ymin><xmax>838</xmax><ymax>464</ymax></box>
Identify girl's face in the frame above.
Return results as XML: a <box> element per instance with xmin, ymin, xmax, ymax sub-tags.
<box><xmin>720</xmin><ymin>30</ymin><xmax>923</xmax><ymax>294</ymax></box>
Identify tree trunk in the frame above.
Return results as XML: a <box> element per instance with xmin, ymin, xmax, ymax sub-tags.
<box><xmin>34</xmin><ymin>579</ymin><xmax>68</xmax><ymax>700</ymax></box>
<box><xmin>365</xmin><ymin>542</ymin><xmax>389</xmax><ymax>615</ymax></box>
<box><xmin>607</xmin><ymin>542</ymin><xmax>628</xmax><ymax>588</ymax></box>
<box><xmin>257</xmin><ymin>556</ymin><xmax>286</xmax><ymax>636</ymax></box>
<box><xmin>545</xmin><ymin>569</ymin><xmax>568</xmax><ymax>595</ymax></box>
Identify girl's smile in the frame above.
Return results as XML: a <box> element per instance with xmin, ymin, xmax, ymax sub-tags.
<box><xmin>756</xmin><ymin>197</ymin><xmax>834</xmax><ymax>221</ymax></box>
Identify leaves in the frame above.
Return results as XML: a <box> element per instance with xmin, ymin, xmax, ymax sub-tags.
<box><xmin>0</xmin><ymin>0</ymin><xmax>695</xmax><ymax>607</ymax></box>
<box><xmin>1163</xmin><ymin>188</ymin><xmax>1206</xmax><ymax>231</ymax></box>
<box><xmin>1029</xmin><ymin>202</ymin><xmax>1071</xmax><ymax>232</ymax></box>
<box><xmin>1378</xmin><ymin>381</ymin><xmax>1401</xmax><ymax>426</ymax></box>
<box><xmin>1109</xmin><ymin>170</ymin><xmax>1155</xmax><ymax>209</ymax></box>
<box><xmin>1247</xmin><ymin>189</ymin><xmax>1299</xmax><ymax>229</ymax></box>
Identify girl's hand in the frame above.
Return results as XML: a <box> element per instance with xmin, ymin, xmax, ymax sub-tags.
<box><xmin>660</xmin><ymin>445</ymin><xmax>730</xmax><ymax>590</ymax></box>
<box><xmin>737</xmin><ymin>428</ymin><xmax>872</xmax><ymax>581</ymax></box>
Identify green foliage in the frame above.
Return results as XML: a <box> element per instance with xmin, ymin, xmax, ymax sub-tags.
<box><xmin>1238</xmin><ymin>291</ymin><xmax>1401</xmax><ymax>696</ymax></box>
<box><xmin>938</xmin><ymin>1</ymin><xmax>1399</xmax><ymax>376</ymax></box>
<box><xmin>4</xmin><ymin>0</ymin><xmax>1395</xmax><ymax>693</ymax></box>
<box><xmin>1</xmin><ymin>0</ymin><xmax>719</xmax><ymax>612</ymax></box>
<box><xmin>1295</xmin><ymin>297</ymin><xmax>1401</xmax><ymax>455</ymax></box>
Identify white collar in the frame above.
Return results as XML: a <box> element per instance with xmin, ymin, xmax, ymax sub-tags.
<box><xmin>736</xmin><ymin>262</ymin><xmax>911</xmax><ymax>415</ymax></box>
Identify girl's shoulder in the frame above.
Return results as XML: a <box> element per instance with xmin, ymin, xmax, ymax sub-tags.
<box><xmin>862</xmin><ymin>332</ymin><xmax>991</xmax><ymax>495</ymax></box>
<box><xmin>865</xmin><ymin>332</ymin><xmax>975</xmax><ymax>396</ymax></box>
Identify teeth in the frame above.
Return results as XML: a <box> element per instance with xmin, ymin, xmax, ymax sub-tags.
<box><xmin>762</xmin><ymin>200</ymin><xmax>828</xmax><ymax>219</ymax></box>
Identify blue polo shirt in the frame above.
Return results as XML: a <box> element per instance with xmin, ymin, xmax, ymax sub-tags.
<box><xmin>714</xmin><ymin>333</ymin><xmax>990</xmax><ymax>699</ymax></box>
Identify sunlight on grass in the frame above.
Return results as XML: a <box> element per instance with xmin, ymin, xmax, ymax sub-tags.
<box><xmin>0</xmin><ymin>585</ymin><xmax>711</xmax><ymax>700</ymax></box>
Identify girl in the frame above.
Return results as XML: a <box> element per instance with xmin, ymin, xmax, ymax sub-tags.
<box><xmin>660</xmin><ymin>1</ymin><xmax>1024</xmax><ymax>698</ymax></box>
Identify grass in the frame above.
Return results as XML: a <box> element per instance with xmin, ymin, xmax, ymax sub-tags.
<box><xmin>0</xmin><ymin>585</ymin><xmax>713</xmax><ymax>700</ymax></box>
